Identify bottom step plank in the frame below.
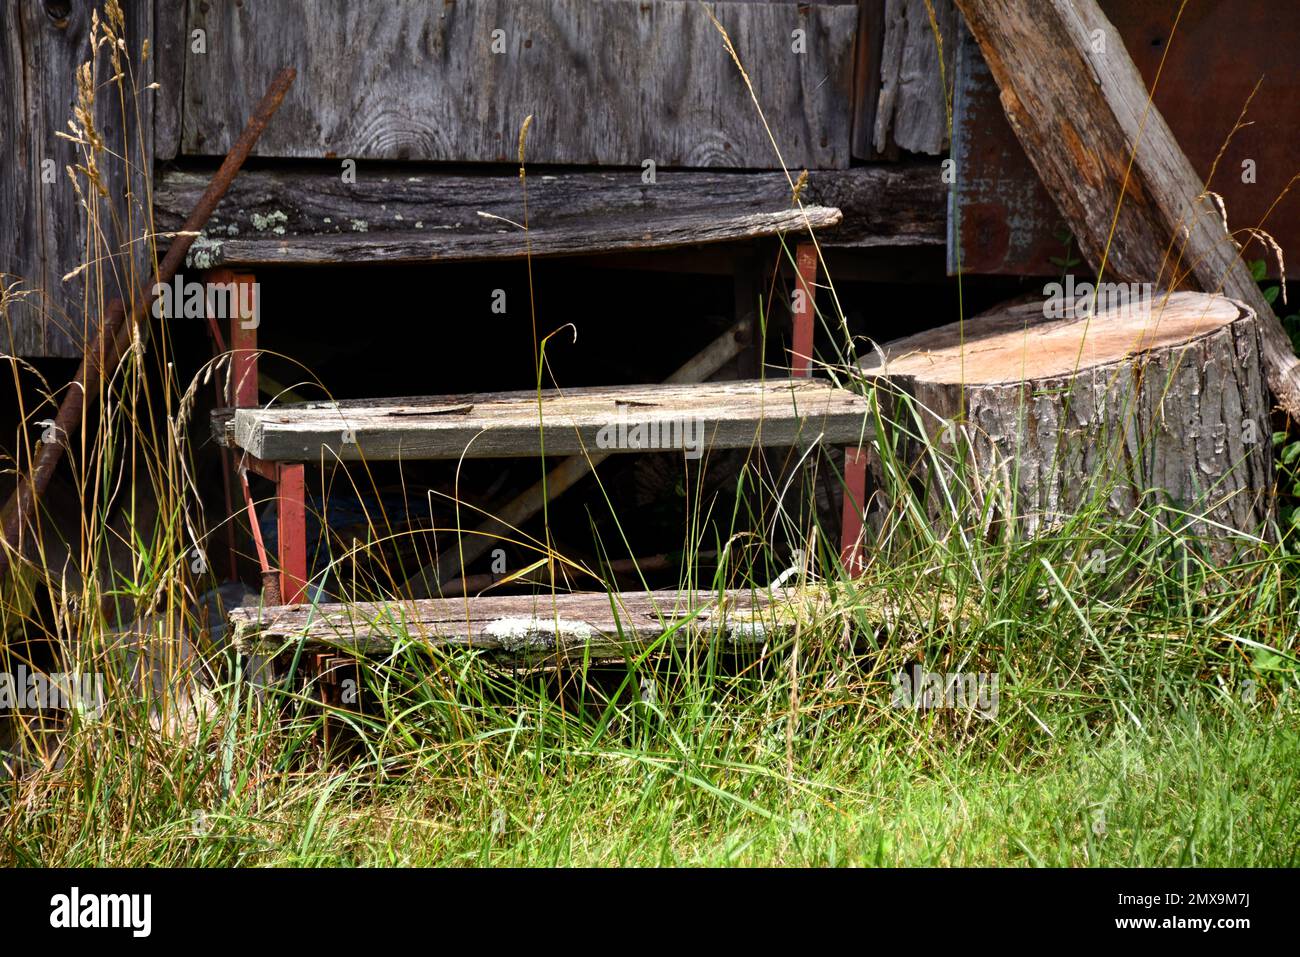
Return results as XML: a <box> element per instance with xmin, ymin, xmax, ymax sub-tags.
<box><xmin>229</xmin><ymin>589</ymin><xmax>825</xmax><ymax>659</ymax></box>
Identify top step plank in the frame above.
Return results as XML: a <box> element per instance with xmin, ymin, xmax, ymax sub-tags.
<box><xmin>190</xmin><ymin>205</ymin><xmax>841</xmax><ymax>268</ymax></box>
<box><xmin>157</xmin><ymin>165</ymin><xmax>944</xmax><ymax>269</ymax></box>
<box><xmin>229</xmin><ymin>378</ymin><xmax>871</xmax><ymax>462</ymax></box>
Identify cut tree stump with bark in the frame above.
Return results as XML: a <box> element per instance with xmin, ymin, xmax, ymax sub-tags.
<box><xmin>859</xmin><ymin>291</ymin><xmax>1274</xmax><ymax>556</ymax></box>
<box><xmin>952</xmin><ymin>0</ymin><xmax>1300</xmax><ymax>421</ymax></box>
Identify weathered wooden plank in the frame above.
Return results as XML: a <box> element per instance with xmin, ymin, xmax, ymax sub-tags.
<box><xmin>807</xmin><ymin>162</ymin><xmax>946</xmax><ymax>247</ymax></box>
<box><xmin>227</xmin><ymin>379</ymin><xmax>873</xmax><ymax>462</ymax></box>
<box><xmin>953</xmin><ymin>0</ymin><xmax>1300</xmax><ymax>419</ymax></box>
<box><xmin>228</xmin><ymin>588</ymin><xmax>809</xmax><ymax>656</ymax></box>
<box><xmin>153</xmin><ymin>163</ymin><xmax>944</xmax><ymax>267</ymax></box>
<box><xmin>850</xmin><ymin>0</ymin><xmax>885</xmax><ymax>159</ymax></box>
<box><xmin>178</xmin><ymin>0</ymin><xmax>858</xmax><ymax>169</ymax></box>
<box><xmin>871</xmin><ymin>0</ymin><xmax>955</xmax><ymax>155</ymax></box>
<box><xmin>191</xmin><ymin>207</ymin><xmax>840</xmax><ymax>266</ymax></box>
<box><xmin>0</xmin><ymin>0</ymin><xmax>153</xmax><ymax>357</ymax></box>
<box><xmin>151</xmin><ymin>0</ymin><xmax>186</xmax><ymax>161</ymax></box>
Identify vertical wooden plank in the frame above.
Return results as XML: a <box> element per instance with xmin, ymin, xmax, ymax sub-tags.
<box><xmin>871</xmin><ymin>0</ymin><xmax>955</xmax><ymax>155</ymax></box>
<box><xmin>1</xmin><ymin>2</ymin><xmax>81</xmax><ymax>358</ymax></box>
<box><xmin>152</xmin><ymin>0</ymin><xmax>186</xmax><ymax>161</ymax></box>
<box><xmin>0</xmin><ymin>0</ymin><xmax>154</xmax><ymax>358</ymax></box>
<box><xmin>850</xmin><ymin>0</ymin><xmax>887</xmax><ymax>159</ymax></box>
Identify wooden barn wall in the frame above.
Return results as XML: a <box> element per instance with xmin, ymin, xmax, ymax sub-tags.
<box><xmin>0</xmin><ymin>0</ymin><xmax>154</xmax><ymax>359</ymax></box>
<box><xmin>167</xmin><ymin>0</ymin><xmax>860</xmax><ymax>169</ymax></box>
<box><xmin>3</xmin><ymin>0</ymin><xmax>960</xmax><ymax>358</ymax></box>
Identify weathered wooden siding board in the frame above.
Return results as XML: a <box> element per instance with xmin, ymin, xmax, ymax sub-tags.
<box><xmin>229</xmin><ymin>588</ymin><xmax>807</xmax><ymax>656</ymax></box>
<box><xmin>225</xmin><ymin>379</ymin><xmax>873</xmax><ymax>462</ymax></box>
<box><xmin>178</xmin><ymin>0</ymin><xmax>858</xmax><ymax>168</ymax></box>
<box><xmin>868</xmin><ymin>0</ymin><xmax>955</xmax><ymax>156</ymax></box>
<box><xmin>152</xmin><ymin>162</ymin><xmax>944</xmax><ymax>267</ymax></box>
<box><xmin>151</xmin><ymin>0</ymin><xmax>186</xmax><ymax>161</ymax></box>
<box><xmin>0</xmin><ymin>0</ymin><xmax>154</xmax><ymax>358</ymax></box>
<box><xmin>0</xmin><ymin>4</ymin><xmax>47</xmax><ymax>356</ymax></box>
<box><xmin>850</xmin><ymin>0</ymin><xmax>885</xmax><ymax>159</ymax></box>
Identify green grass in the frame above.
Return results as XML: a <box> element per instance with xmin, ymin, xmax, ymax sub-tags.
<box><xmin>6</xmin><ymin>669</ymin><xmax>1298</xmax><ymax>866</ymax></box>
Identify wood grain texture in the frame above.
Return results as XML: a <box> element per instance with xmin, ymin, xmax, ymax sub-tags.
<box><xmin>952</xmin><ymin>0</ymin><xmax>1300</xmax><ymax>419</ymax></box>
<box><xmin>226</xmin><ymin>378</ymin><xmax>873</xmax><ymax>462</ymax></box>
<box><xmin>850</xmin><ymin>0</ymin><xmax>886</xmax><ymax>159</ymax></box>
<box><xmin>229</xmin><ymin>587</ymin><xmax>816</xmax><ymax>656</ymax></box>
<box><xmin>178</xmin><ymin>0</ymin><xmax>857</xmax><ymax>169</ymax></box>
<box><xmin>151</xmin><ymin>0</ymin><xmax>186</xmax><ymax>161</ymax></box>
<box><xmin>188</xmin><ymin>207</ymin><xmax>840</xmax><ymax>266</ymax></box>
<box><xmin>153</xmin><ymin>162</ymin><xmax>944</xmax><ymax>267</ymax></box>
<box><xmin>862</xmin><ymin>291</ymin><xmax>1274</xmax><ymax>555</ymax></box>
<box><xmin>0</xmin><ymin>0</ymin><xmax>153</xmax><ymax>357</ymax></box>
<box><xmin>872</xmin><ymin>0</ymin><xmax>955</xmax><ymax>155</ymax></box>
<box><xmin>864</xmin><ymin>290</ymin><xmax>1243</xmax><ymax>383</ymax></box>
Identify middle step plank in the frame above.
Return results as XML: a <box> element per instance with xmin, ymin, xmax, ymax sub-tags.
<box><xmin>229</xmin><ymin>378</ymin><xmax>872</xmax><ymax>462</ymax></box>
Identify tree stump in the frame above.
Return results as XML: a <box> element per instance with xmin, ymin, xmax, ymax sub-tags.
<box><xmin>859</xmin><ymin>291</ymin><xmax>1274</xmax><ymax>557</ymax></box>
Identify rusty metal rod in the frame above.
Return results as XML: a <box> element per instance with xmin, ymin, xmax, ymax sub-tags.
<box><xmin>0</xmin><ymin>68</ymin><xmax>296</xmax><ymax>580</ymax></box>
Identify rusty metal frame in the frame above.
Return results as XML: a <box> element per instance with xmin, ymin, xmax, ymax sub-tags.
<box><xmin>788</xmin><ymin>241</ymin><xmax>867</xmax><ymax>575</ymax></box>
<box><xmin>790</xmin><ymin>242</ymin><xmax>818</xmax><ymax>377</ymax></box>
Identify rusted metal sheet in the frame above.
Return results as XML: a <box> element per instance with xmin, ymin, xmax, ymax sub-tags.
<box><xmin>947</xmin><ymin>18</ymin><xmax>1065</xmax><ymax>276</ymax></box>
<box><xmin>950</xmin><ymin>0</ymin><xmax>1300</xmax><ymax>277</ymax></box>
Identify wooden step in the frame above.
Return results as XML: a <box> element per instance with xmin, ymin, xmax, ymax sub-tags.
<box><xmin>218</xmin><ymin>378</ymin><xmax>872</xmax><ymax>463</ymax></box>
<box><xmin>156</xmin><ymin>165</ymin><xmax>944</xmax><ymax>268</ymax></box>
<box><xmin>185</xmin><ymin>205</ymin><xmax>841</xmax><ymax>267</ymax></box>
<box><xmin>229</xmin><ymin>588</ymin><xmax>818</xmax><ymax>659</ymax></box>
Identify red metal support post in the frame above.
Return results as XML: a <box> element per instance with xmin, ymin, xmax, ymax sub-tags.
<box><xmin>227</xmin><ymin>271</ymin><xmax>259</xmax><ymax>409</ymax></box>
<box><xmin>840</xmin><ymin>447</ymin><xmax>868</xmax><ymax>575</ymax></box>
<box><xmin>277</xmin><ymin>463</ymin><xmax>307</xmax><ymax>604</ymax></box>
<box><xmin>218</xmin><ymin>270</ymin><xmax>303</xmax><ymax>604</ymax></box>
<box><xmin>790</xmin><ymin>242</ymin><xmax>817</xmax><ymax>378</ymax></box>
<box><xmin>787</xmin><ymin>241</ymin><xmax>867</xmax><ymax>573</ymax></box>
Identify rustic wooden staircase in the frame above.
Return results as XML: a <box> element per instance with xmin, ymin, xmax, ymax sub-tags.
<box><xmin>205</xmin><ymin>205</ymin><xmax>871</xmax><ymax>662</ymax></box>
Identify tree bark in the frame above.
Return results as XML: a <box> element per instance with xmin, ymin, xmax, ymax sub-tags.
<box><xmin>861</xmin><ymin>291</ymin><xmax>1274</xmax><ymax>557</ymax></box>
